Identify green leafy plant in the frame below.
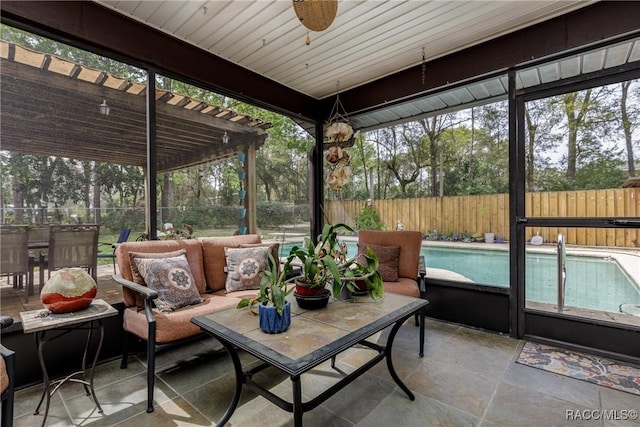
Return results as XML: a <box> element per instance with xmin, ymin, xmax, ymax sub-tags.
<box><xmin>237</xmin><ymin>254</ymin><xmax>294</xmax><ymax>316</ymax></box>
<box><xmin>288</xmin><ymin>222</ymin><xmax>383</xmax><ymax>300</ymax></box>
<box><xmin>340</xmin><ymin>247</ymin><xmax>384</xmax><ymax>300</ymax></box>
<box><xmin>355</xmin><ymin>206</ymin><xmax>385</xmax><ymax>230</ymax></box>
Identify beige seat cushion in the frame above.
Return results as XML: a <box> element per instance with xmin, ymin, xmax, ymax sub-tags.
<box><xmin>123</xmin><ymin>293</ymin><xmax>248</xmax><ymax>343</ymax></box>
<box><xmin>383</xmin><ymin>277</ymin><xmax>420</xmax><ymax>298</ymax></box>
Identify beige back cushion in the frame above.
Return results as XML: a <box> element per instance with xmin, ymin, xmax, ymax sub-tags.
<box><xmin>357</xmin><ymin>230</ymin><xmax>422</xmax><ymax>280</ymax></box>
<box><xmin>116</xmin><ymin>239</ymin><xmax>205</xmax><ymax>307</ymax></box>
<box><xmin>199</xmin><ymin>234</ymin><xmax>261</xmax><ymax>292</ymax></box>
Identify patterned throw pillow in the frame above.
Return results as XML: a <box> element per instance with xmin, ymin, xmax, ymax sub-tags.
<box><xmin>132</xmin><ymin>254</ymin><xmax>203</xmax><ymax>313</ymax></box>
<box><xmin>240</xmin><ymin>243</ymin><xmax>280</xmax><ymax>275</ymax></box>
<box><xmin>128</xmin><ymin>249</ymin><xmax>187</xmax><ymax>285</ymax></box>
<box><xmin>224</xmin><ymin>246</ymin><xmax>269</xmax><ymax>293</ymax></box>
<box><xmin>357</xmin><ymin>243</ymin><xmax>400</xmax><ymax>282</ymax></box>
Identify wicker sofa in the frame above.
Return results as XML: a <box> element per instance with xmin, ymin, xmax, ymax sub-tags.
<box><xmin>114</xmin><ymin>234</ymin><xmax>269</xmax><ymax>413</ymax></box>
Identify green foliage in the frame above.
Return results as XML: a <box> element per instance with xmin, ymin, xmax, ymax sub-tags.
<box><xmin>287</xmin><ymin>222</ymin><xmax>383</xmax><ymax>300</ymax></box>
<box><xmin>256</xmin><ymin>202</ymin><xmax>294</xmax><ymax>228</ymax></box>
<box><xmin>355</xmin><ymin>206</ymin><xmax>385</xmax><ymax>230</ymax></box>
<box><xmin>236</xmin><ymin>254</ymin><xmax>293</xmax><ymax>316</ymax></box>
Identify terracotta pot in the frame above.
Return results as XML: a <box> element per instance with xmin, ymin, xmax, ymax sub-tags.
<box><xmin>294</xmin><ymin>278</ymin><xmax>325</xmax><ymax>296</ymax></box>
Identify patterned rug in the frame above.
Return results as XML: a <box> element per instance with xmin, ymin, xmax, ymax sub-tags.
<box><xmin>516</xmin><ymin>342</ymin><xmax>640</xmax><ymax>396</ymax></box>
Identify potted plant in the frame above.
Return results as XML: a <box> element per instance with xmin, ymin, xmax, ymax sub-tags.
<box><xmin>236</xmin><ymin>254</ymin><xmax>294</xmax><ymax>334</ymax></box>
<box><xmin>287</xmin><ymin>222</ymin><xmax>384</xmax><ymax>302</ymax></box>
<box><xmin>339</xmin><ymin>247</ymin><xmax>384</xmax><ymax>300</ymax></box>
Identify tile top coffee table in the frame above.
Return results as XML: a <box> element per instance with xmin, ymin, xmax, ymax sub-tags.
<box><xmin>191</xmin><ymin>292</ymin><xmax>428</xmax><ymax>426</ymax></box>
<box><xmin>20</xmin><ymin>299</ymin><xmax>118</xmax><ymax>427</ymax></box>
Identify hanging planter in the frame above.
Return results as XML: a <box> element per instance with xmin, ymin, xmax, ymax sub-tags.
<box><xmin>238</xmin><ymin>170</ymin><xmax>246</xmax><ymax>181</ymax></box>
<box><xmin>237</xmin><ymin>152</ymin><xmax>246</xmax><ymax>163</ymax></box>
<box><xmin>325</xmin><ymin>121</ymin><xmax>353</xmax><ymax>144</ymax></box>
<box><xmin>324</xmin><ymin>88</ymin><xmax>354</xmax><ymax>147</ymax></box>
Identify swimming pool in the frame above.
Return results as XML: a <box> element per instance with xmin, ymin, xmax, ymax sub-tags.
<box><xmin>278</xmin><ymin>240</ymin><xmax>640</xmax><ymax>313</ymax></box>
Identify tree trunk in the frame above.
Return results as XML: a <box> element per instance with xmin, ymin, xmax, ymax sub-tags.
<box><xmin>563</xmin><ymin>90</ymin><xmax>591</xmax><ymax>187</ymax></box>
<box><xmin>525</xmin><ymin>108</ymin><xmax>536</xmax><ymax>190</ymax></box>
<box><xmin>621</xmin><ymin>81</ymin><xmax>636</xmax><ymax>177</ymax></box>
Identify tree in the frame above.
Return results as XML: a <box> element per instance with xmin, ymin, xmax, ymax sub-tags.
<box><xmin>620</xmin><ymin>80</ymin><xmax>638</xmax><ymax>177</ymax></box>
<box><xmin>524</xmin><ymin>98</ymin><xmax>563</xmax><ymax>191</ymax></box>
<box><xmin>418</xmin><ymin>116</ymin><xmax>451</xmax><ymax>196</ymax></box>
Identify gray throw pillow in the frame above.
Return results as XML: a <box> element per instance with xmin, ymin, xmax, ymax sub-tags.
<box><xmin>133</xmin><ymin>254</ymin><xmax>202</xmax><ymax>313</ymax></box>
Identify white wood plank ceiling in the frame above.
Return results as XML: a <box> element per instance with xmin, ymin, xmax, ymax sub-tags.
<box><xmin>95</xmin><ymin>0</ymin><xmax>594</xmax><ymax>99</ymax></box>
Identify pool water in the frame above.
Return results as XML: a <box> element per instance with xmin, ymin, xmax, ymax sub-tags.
<box><xmin>278</xmin><ymin>241</ymin><xmax>640</xmax><ymax>313</ymax></box>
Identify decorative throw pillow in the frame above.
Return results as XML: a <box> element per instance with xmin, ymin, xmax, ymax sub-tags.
<box><xmin>240</xmin><ymin>243</ymin><xmax>280</xmax><ymax>274</ymax></box>
<box><xmin>128</xmin><ymin>249</ymin><xmax>187</xmax><ymax>285</ymax></box>
<box><xmin>357</xmin><ymin>243</ymin><xmax>400</xmax><ymax>282</ymax></box>
<box><xmin>224</xmin><ymin>246</ymin><xmax>269</xmax><ymax>293</ymax></box>
<box><xmin>240</xmin><ymin>242</ymin><xmax>280</xmax><ymax>262</ymax></box>
<box><xmin>132</xmin><ymin>254</ymin><xmax>203</xmax><ymax>313</ymax></box>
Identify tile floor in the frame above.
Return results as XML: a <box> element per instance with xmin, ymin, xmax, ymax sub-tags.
<box><xmin>4</xmin><ymin>266</ymin><xmax>639</xmax><ymax>426</ymax></box>
<box><xmin>8</xmin><ymin>317</ymin><xmax>639</xmax><ymax>426</ymax></box>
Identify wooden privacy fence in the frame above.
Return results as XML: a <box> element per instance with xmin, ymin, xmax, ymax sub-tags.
<box><xmin>325</xmin><ymin>188</ymin><xmax>639</xmax><ymax>248</ymax></box>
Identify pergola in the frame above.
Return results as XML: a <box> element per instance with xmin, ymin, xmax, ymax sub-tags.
<box><xmin>0</xmin><ymin>40</ymin><xmax>270</xmax><ymax>233</ymax></box>
<box><xmin>0</xmin><ymin>40</ymin><xmax>271</xmax><ymax>169</ymax></box>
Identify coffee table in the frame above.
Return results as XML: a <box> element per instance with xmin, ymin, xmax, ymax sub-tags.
<box><xmin>191</xmin><ymin>292</ymin><xmax>428</xmax><ymax>426</ymax></box>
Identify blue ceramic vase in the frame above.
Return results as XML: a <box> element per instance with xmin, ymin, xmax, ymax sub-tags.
<box><xmin>259</xmin><ymin>301</ymin><xmax>291</xmax><ymax>334</ymax></box>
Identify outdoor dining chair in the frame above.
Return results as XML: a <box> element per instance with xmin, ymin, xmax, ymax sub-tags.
<box><xmin>42</xmin><ymin>224</ymin><xmax>100</xmax><ymax>283</ymax></box>
<box><xmin>0</xmin><ymin>225</ymin><xmax>33</xmax><ymax>302</ymax></box>
<box><xmin>98</xmin><ymin>228</ymin><xmax>131</xmax><ymax>274</ymax></box>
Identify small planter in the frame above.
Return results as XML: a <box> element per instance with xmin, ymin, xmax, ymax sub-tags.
<box><xmin>294</xmin><ymin>289</ymin><xmax>330</xmax><ymax>310</ymax></box>
<box><xmin>484</xmin><ymin>232</ymin><xmax>495</xmax><ymax>244</ymax></box>
<box><xmin>259</xmin><ymin>301</ymin><xmax>291</xmax><ymax>334</ymax></box>
<box><xmin>293</xmin><ymin>278</ymin><xmax>325</xmax><ymax>297</ymax></box>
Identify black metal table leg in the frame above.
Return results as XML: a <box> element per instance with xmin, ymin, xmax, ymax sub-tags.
<box><xmin>215</xmin><ymin>339</ymin><xmax>244</xmax><ymax>427</ymax></box>
<box><xmin>291</xmin><ymin>375</ymin><xmax>303</xmax><ymax>427</ymax></box>
<box><xmin>32</xmin><ymin>319</ymin><xmax>107</xmax><ymax>426</ymax></box>
<box><xmin>385</xmin><ymin>316</ymin><xmax>416</xmax><ymax>401</ymax></box>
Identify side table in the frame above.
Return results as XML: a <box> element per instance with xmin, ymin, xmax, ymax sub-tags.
<box><xmin>20</xmin><ymin>299</ymin><xmax>118</xmax><ymax>427</ymax></box>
